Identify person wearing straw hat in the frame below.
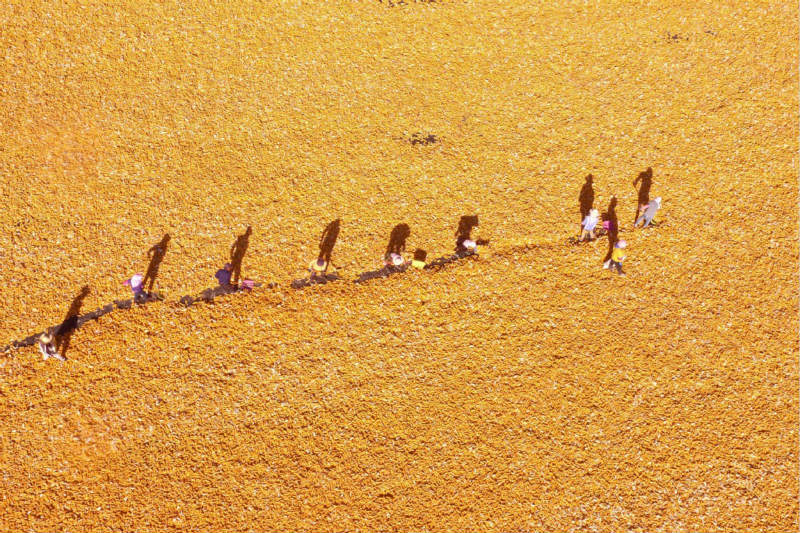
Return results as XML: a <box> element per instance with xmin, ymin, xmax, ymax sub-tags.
<box><xmin>38</xmin><ymin>333</ymin><xmax>65</xmax><ymax>361</ymax></box>
<box><xmin>384</xmin><ymin>252</ymin><xmax>406</xmax><ymax>269</ymax></box>
<box><xmin>308</xmin><ymin>257</ymin><xmax>329</xmax><ymax>281</ymax></box>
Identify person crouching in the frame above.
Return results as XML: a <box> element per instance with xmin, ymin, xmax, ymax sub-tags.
<box><xmin>38</xmin><ymin>333</ymin><xmax>65</xmax><ymax>361</ymax></box>
<box><xmin>309</xmin><ymin>258</ymin><xmax>329</xmax><ymax>281</ymax></box>
<box><xmin>215</xmin><ymin>263</ymin><xmax>235</xmax><ymax>291</ymax></box>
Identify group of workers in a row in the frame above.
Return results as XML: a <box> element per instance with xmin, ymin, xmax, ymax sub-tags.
<box><xmin>37</xmin><ymin>169</ymin><xmax>662</xmax><ymax>360</ymax></box>
<box><xmin>576</xmin><ymin>168</ymin><xmax>663</xmax><ymax>276</ymax></box>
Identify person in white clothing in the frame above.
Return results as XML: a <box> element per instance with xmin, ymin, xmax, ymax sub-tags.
<box><xmin>384</xmin><ymin>252</ymin><xmax>406</xmax><ymax>267</ymax></box>
<box><xmin>124</xmin><ymin>273</ymin><xmax>144</xmax><ymax>295</ymax></box>
<box><xmin>634</xmin><ymin>197</ymin><xmax>662</xmax><ymax>228</ymax></box>
<box><xmin>579</xmin><ymin>208</ymin><xmax>600</xmax><ymax>242</ymax></box>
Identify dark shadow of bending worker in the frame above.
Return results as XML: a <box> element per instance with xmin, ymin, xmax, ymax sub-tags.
<box><xmin>229</xmin><ymin>225</ymin><xmax>252</xmax><ymax>286</ymax></box>
<box><xmin>318</xmin><ymin>219</ymin><xmax>341</xmax><ymax>265</ymax></box>
<box><xmin>603</xmin><ymin>197</ymin><xmax>619</xmax><ymax>263</ymax></box>
<box><xmin>385</xmin><ymin>223</ymin><xmax>411</xmax><ymax>260</ymax></box>
<box><xmin>579</xmin><ymin>174</ymin><xmax>594</xmax><ymax>231</ymax></box>
<box><xmin>633</xmin><ymin>167</ymin><xmax>653</xmax><ymax>225</ymax></box>
<box><xmin>54</xmin><ymin>285</ymin><xmax>90</xmax><ymax>360</ymax></box>
<box><xmin>142</xmin><ymin>233</ymin><xmax>170</xmax><ymax>292</ymax></box>
<box><xmin>454</xmin><ymin>215</ymin><xmax>488</xmax><ymax>252</ymax></box>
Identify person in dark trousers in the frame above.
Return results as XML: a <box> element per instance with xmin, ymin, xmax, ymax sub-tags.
<box><xmin>633</xmin><ymin>167</ymin><xmax>653</xmax><ymax>225</ymax></box>
<box><xmin>143</xmin><ymin>233</ymin><xmax>170</xmax><ymax>292</ymax></box>
<box><xmin>578</xmin><ymin>174</ymin><xmax>595</xmax><ymax>234</ymax></box>
<box><xmin>229</xmin><ymin>226</ymin><xmax>252</xmax><ymax>287</ymax></box>
<box><xmin>602</xmin><ymin>196</ymin><xmax>619</xmax><ymax>264</ymax></box>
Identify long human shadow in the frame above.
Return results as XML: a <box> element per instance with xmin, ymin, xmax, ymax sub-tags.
<box><xmin>579</xmin><ymin>174</ymin><xmax>594</xmax><ymax>231</ymax></box>
<box><xmin>50</xmin><ymin>286</ymin><xmax>89</xmax><ymax>359</ymax></box>
<box><xmin>384</xmin><ymin>223</ymin><xmax>410</xmax><ymax>260</ymax></box>
<box><xmin>318</xmin><ymin>219</ymin><xmax>341</xmax><ymax>265</ymax></box>
<box><xmin>291</xmin><ymin>219</ymin><xmax>342</xmax><ymax>289</ymax></box>
<box><xmin>354</xmin><ymin>223</ymin><xmax>413</xmax><ymax>284</ymax></box>
<box><xmin>454</xmin><ymin>215</ymin><xmax>489</xmax><ymax>252</ymax></box>
<box><xmin>602</xmin><ymin>196</ymin><xmax>620</xmax><ymax>264</ymax></box>
<box><xmin>633</xmin><ymin>167</ymin><xmax>653</xmax><ymax>225</ymax></box>
<box><xmin>3</xmin><ymin>290</ymin><xmax>163</xmax><ymax>352</ymax></box>
<box><xmin>230</xmin><ymin>226</ymin><xmax>252</xmax><ymax>286</ymax></box>
<box><xmin>414</xmin><ymin>215</ymin><xmax>488</xmax><ymax>269</ymax></box>
<box><xmin>142</xmin><ymin>233</ymin><xmax>171</xmax><ymax>292</ymax></box>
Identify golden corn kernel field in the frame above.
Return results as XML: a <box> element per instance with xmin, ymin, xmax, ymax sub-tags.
<box><xmin>1</xmin><ymin>0</ymin><xmax>797</xmax><ymax>531</ymax></box>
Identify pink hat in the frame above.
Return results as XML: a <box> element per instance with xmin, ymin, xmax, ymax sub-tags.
<box><xmin>615</xmin><ymin>240</ymin><xmax>627</xmax><ymax>249</ymax></box>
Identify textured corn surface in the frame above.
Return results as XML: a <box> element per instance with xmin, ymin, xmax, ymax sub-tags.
<box><xmin>1</xmin><ymin>1</ymin><xmax>797</xmax><ymax>531</ymax></box>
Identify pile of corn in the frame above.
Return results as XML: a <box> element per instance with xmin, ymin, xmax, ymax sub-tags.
<box><xmin>1</xmin><ymin>1</ymin><xmax>797</xmax><ymax>530</ymax></box>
